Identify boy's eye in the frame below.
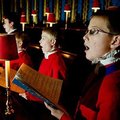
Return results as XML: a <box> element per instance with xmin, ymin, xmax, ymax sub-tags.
<box><xmin>89</xmin><ymin>29</ymin><xmax>99</xmax><ymax>34</ymax></box>
<box><xmin>85</xmin><ymin>28</ymin><xmax>117</xmax><ymax>35</ymax></box>
<box><xmin>41</xmin><ymin>37</ymin><xmax>45</xmax><ymax>40</ymax></box>
<box><xmin>85</xmin><ymin>28</ymin><xmax>99</xmax><ymax>35</ymax></box>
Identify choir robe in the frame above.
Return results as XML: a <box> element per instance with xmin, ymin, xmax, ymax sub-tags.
<box><xmin>26</xmin><ymin>51</ymin><xmax>67</xmax><ymax>102</ymax></box>
<box><xmin>10</xmin><ymin>50</ymin><xmax>33</xmax><ymax>70</ymax></box>
<box><xmin>61</xmin><ymin>61</ymin><xmax>120</xmax><ymax>120</ymax></box>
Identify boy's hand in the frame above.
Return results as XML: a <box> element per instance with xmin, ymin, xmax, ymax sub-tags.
<box><xmin>44</xmin><ymin>102</ymin><xmax>64</xmax><ymax>120</ymax></box>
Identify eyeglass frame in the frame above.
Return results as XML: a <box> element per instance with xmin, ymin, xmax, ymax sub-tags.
<box><xmin>85</xmin><ymin>27</ymin><xmax>118</xmax><ymax>36</ymax></box>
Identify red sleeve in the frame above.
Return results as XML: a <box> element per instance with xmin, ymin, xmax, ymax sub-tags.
<box><xmin>10</xmin><ymin>59</ymin><xmax>20</xmax><ymax>70</ymax></box>
<box><xmin>25</xmin><ymin>91</ymin><xmax>43</xmax><ymax>103</ymax></box>
<box><xmin>60</xmin><ymin>113</ymin><xmax>72</xmax><ymax>120</ymax></box>
<box><xmin>96</xmin><ymin>71</ymin><xmax>120</xmax><ymax>120</ymax></box>
<box><xmin>39</xmin><ymin>54</ymin><xmax>66</xmax><ymax>80</ymax></box>
<box><xmin>52</xmin><ymin>57</ymin><xmax>66</xmax><ymax>80</ymax></box>
<box><xmin>10</xmin><ymin>52</ymin><xmax>33</xmax><ymax>70</ymax></box>
<box><xmin>19</xmin><ymin>52</ymin><xmax>33</xmax><ymax>67</ymax></box>
<box><xmin>52</xmin><ymin>64</ymin><xmax>66</xmax><ymax>80</ymax></box>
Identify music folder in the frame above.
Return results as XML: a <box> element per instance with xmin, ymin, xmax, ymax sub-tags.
<box><xmin>12</xmin><ymin>63</ymin><xmax>68</xmax><ymax>114</ymax></box>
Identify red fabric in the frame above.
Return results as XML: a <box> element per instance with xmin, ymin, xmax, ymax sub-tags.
<box><xmin>60</xmin><ymin>114</ymin><xmax>71</xmax><ymax>120</ymax></box>
<box><xmin>26</xmin><ymin>51</ymin><xmax>67</xmax><ymax>102</ymax></box>
<box><xmin>79</xmin><ymin>70</ymin><xmax>120</xmax><ymax>120</ymax></box>
<box><xmin>47</xmin><ymin>13</ymin><xmax>56</xmax><ymax>22</ymax></box>
<box><xmin>0</xmin><ymin>34</ymin><xmax>18</xmax><ymax>60</ymax></box>
<box><xmin>96</xmin><ymin>70</ymin><xmax>120</xmax><ymax>120</ymax></box>
<box><xmin>0</xmin><ymin>61</ymin><xmax>4</xmax><ymax>67</ymax></box>
<box><xmin>10</xmin><ymin>51</ymin><xmax>33</xmax><ymax>70</ymax></box>
<box><xmin>60</xmin><ymin>65</ymin><xmax>120</xmax><ymax>120</ymax></box>
<box><xmin>38</xmin><ymin>52</ymin><xmax>66</xmax><ymax>80</ymax></box>
<box><xmin>79</xmin><ymin>105</ymin><xmax>97</xmax><ymax>120</ymax></box>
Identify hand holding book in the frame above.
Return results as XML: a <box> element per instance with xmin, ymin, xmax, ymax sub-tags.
<box><xmin>12</xmin><ymin>63</ymin><xmax>64</xmax><ymax>110</ymax></box>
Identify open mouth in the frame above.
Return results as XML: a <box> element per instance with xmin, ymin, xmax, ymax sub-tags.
<box><xmin>85</xmin><ymin>45</ymin><xmax>89</xmax><ymax>51</ymax></box>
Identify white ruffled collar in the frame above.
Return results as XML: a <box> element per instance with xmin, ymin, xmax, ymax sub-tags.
<box><xmin>92</xmin><ymin>49</ymin><xmax>120</xmax><ymax>65</ymax></box>
<box><xmin>8</xmin><ymin>29</ymin><xmax>16</xmax><ymax>34</ymax></box>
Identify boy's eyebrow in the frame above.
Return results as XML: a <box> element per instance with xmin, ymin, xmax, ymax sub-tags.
<box><xmin>41</xmin><ymin>35</ymin><xmax>46</xmax><ymax>37</ymax></box>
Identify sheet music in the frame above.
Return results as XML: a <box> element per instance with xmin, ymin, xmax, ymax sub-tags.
<box><xmin>14</xmin><ymin>63</ymin><xmax>63</xmax><ymax>104</ymax></box>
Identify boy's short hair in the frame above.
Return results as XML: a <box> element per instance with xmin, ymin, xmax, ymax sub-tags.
<box><xmin>15</xmin><ymin>32</ymin><xmax>30</xmax><ymax>49</ymax></box>
<box><xmin>42</xmin><ymin>27</ymin><xmax>63</xmax><ymax>48</ymax></box>
<box><xmin>3</xmin><ymin>12</ymin><xmax>20</xmax><ymax>29</ymax></box>
<box><xmin>92</xmin><ymin>6</ymin><xmax>120</xmax><ymax>34</ymax></box>
<box><xmin>42</xmin><ymin>27</ymin><xmax>58</xmax><ymax>39</ymax></box>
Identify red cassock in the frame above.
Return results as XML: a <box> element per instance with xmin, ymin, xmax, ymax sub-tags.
<box><xmin>10</xmin><ymin>51</ymin><xmax>33</xmax><ymax>70</ymax></box>
<box><xmin>0</xmin><ymin>50</ymin><xmax>33</xmax><ymax>70</ymax></box>
<box><xmin>61</xmin><ymin>62</ymin><xmax>120</xmax><ymax>120</ymax></box>
<box><xmin>26</xmin><ymin>51</ymin><xmax>67</xmax><ymax>102</ymax></box>
<box><xmin>38</xmin><ymin>51</ymin><xmax>67</xmax><ymax>80</ymax></box>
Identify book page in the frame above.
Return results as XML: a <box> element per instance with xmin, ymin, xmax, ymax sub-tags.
<box><xmin>13</xmin><ymin>63</ymin><xmax>63</xmax><ymax>104</ymax></box>
<box><xmin>13</xmin><ymin>63</ymin><xmax>70</xmax><ymax>116</ymax></box>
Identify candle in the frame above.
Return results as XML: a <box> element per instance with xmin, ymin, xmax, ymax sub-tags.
<box><xmin>5</xmin><ymin>61</ymin><xmax>10</xmax><ymax>88</ymax></box>
<box><xmin>64</xmin><ymin>4</ymin><xmax>71</xmax><ymax>29</ymax></box>
<box><xmin>20</xmin><ymin>12</ymin><xmax>27</xmax><ymax>31</ymax></box>
<box><xmin>31</xmin><ymin>10</ymin><xmax>37</xmax><ymax>24</ymax></box>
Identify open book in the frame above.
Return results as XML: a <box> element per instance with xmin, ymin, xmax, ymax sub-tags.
<box><xmin>12</xmin><ymin>63</ymin><xmax>68</xmax><ymax>113</ymax></box>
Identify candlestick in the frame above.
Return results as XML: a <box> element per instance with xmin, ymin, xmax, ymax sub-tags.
<box><xmin>65</xmin><ymin>11</ymin><xmax>69</xmax><ymax>29</ymax></box>
<box><xmin>31</xmin><ymin>10</ymin><xmax>37</xmax><ymax>25</ymax></box>
<box><xmin>20</xmin><ymin>11</ymin><xmax>26</xmax><ymax>31</ymax></box>
<box><xmin>5</xmin><ymin>61</ymin><xmax>14</xmax><ymax>115</ymax></box>
<box><xmin>21</xmin><ymin>23</ymin><xmax>26</xmax><ymax>31</ymax></box>
<box><xmin>64</xmin><ymin>4</ymin><xmax>71</xmax><ymax>29</ymax></box>
<box><xmin>0</xmin><ymin>34</ymin><xmax>18</xmax><ymax>115</ymax></box>
<box><xmin>5</xmin><ymin>61</ymin><xmax>10</xmax><ymax>88</ymax></box>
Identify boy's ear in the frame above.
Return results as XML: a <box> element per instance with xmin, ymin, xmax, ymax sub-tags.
<box><xmin>111</xmin><ymin>35</ymin><xmax>120</xmax><ymax>49</ymax></box>
<box><xmin>51</xmin><ymin>39</ymin><xmax>56</xmax><ymax>45</ymax></box>
<box><xmin>19</xmin><ymin>41</ymin><xmax>23</xmax><ymax>46</ymax></box>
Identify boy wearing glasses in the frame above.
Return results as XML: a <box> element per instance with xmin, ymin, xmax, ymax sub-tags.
<box><xmin>45</xmin><ymin>7</ymin><xmax>120</xmax><ymax>120</ymax></box>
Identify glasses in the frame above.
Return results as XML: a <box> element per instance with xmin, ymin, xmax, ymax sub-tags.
<box><xmin>85</xmin><ymin>28</ymin><xmax>117</xmax><ymax>35</ymax></box>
